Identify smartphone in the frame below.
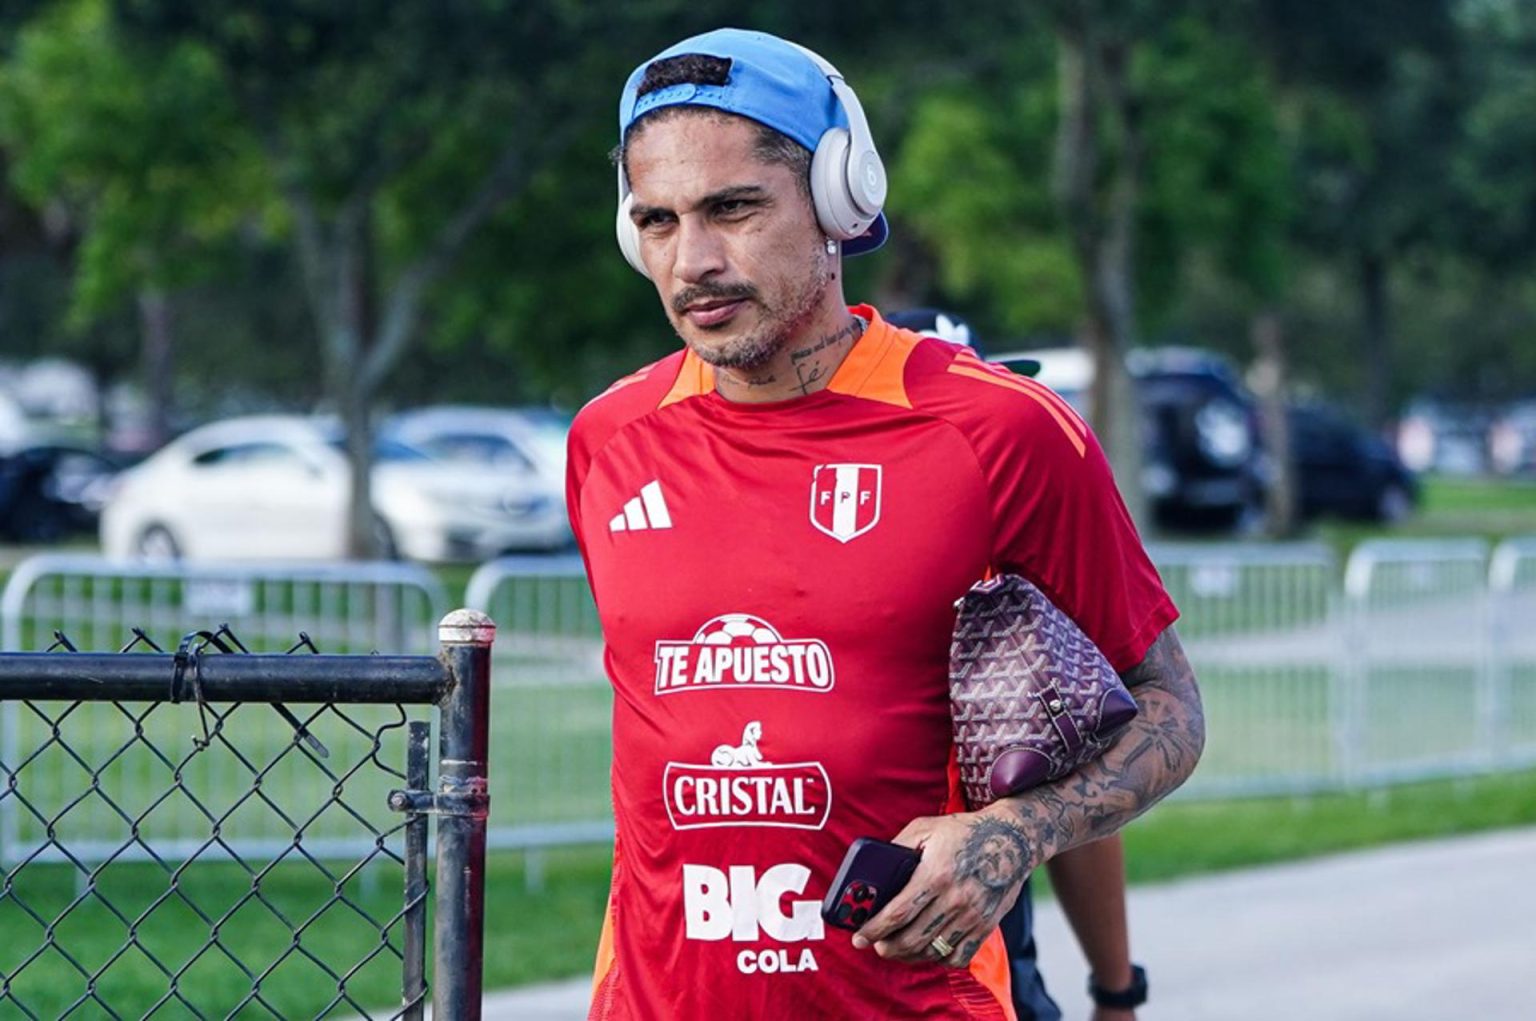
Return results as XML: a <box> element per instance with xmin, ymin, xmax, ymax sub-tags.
<box><xmin>820</xmin><ymin>837</ymin><xmax>922</xmax><ymax>931</ymax></box>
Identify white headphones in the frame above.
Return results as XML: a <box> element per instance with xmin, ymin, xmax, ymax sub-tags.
<box><xmin>614</xmin><ymin>43</ymin><xmax>887</xmax><ymax>279</ymax></box>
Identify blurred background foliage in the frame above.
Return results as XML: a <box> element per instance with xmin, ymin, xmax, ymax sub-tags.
<box><xmin>1</xmin><ymin>0</ymin><xmax>1534</xmax><ymax>425</ymax></box>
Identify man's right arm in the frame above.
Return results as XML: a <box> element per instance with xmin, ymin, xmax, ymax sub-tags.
<box><xmin>989</xmin><ymin>626</ymin><xmax>1204</xmax><ymax>866</ymax></box>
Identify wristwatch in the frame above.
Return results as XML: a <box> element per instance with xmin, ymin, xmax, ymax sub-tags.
<box><xmin>1088</xmin><ymin>964</ymin><xmax>1148</xmax><ymax>1010</ymax></box>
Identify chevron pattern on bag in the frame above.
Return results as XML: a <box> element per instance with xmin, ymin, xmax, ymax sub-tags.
<box><xmin>948</xmin><ymin>574</ymin><xmax>1139</xmax><ymax>809</ymax></box>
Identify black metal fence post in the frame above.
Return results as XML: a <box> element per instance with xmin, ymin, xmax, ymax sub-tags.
<box><xmin>401</xmin><ymin>720</ymin><xmax>432</xmax><ymax>1020</ymax></box>
<box><xmin>433</xmin><ymin>610</ymin><xmax>495</xmax><ymax>1020</ymax></box>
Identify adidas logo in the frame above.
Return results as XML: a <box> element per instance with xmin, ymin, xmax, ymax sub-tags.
<box><xmin>610</xmin><ymin>480</ymin><xmax>673</xmax><ymax>532</ymax></box>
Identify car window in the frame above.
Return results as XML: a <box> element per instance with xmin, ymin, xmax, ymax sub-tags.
<box><xmin>419</xmin><ymin>433</ymin><xmax>536</xmax><ymax>472</ymax></box>
<box><xmin>373</xmin><ymin>439</ymin><xmax>434</xmax><ymax>463</ymax></box>
<box><xmin>323</xmin><ymin>437</ymin><xmax>432</xmax><ymax>463</ymax></box>
<box><xmin>190</xmin><ymin>442</ymin><xmax>306</xmax><ymax>469</ymax></box>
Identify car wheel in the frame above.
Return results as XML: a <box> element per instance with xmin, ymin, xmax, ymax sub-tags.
<box><xmin>1374</xmin><ymin>484</ymin><xmax>1414</xmax><ymax>523</ymax></box>
<box><xmin>136</xmin><ymin>524</ymin><xmax>182</xmax><ymax>561</ymax></box>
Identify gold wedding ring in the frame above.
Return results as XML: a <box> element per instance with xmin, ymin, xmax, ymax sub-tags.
<box><xmin>929</xmin><ymin>936</ymin><xmax>955</xmax><ymax>958</ymax></box>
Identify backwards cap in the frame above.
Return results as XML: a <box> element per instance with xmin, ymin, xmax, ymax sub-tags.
<box><xmin>618</xmin><ymin>28</ymin><xmax>888</xmax><ymax>256</ymax></box>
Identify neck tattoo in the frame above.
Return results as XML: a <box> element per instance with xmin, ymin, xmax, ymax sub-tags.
<box><xmin>789</xmin><ymin>315</ymin><xmax>865</xmax><ymax>396</ymax></box>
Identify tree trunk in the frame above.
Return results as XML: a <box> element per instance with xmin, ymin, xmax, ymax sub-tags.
<box><xmin>1360</xmin><ymin>251</ymin><xmax>1392</xmax><ymax>432</ymax></box>
<box><xmin>338</xmin><ymin>368</ymin><xmax>378</xmax><ymax>560</ymax></box>
<box><xmin>335</xmin><ymin>205</ymin><xmax>381</xmax><ymax>560</ymax></box>
<box><xmin>1053</xmin><ymin>17</ymin><xmax>1148</xmax><ymax>528</ymax></box>
<box><xmin>1250</xmin><ymin>309</ymin><xmax>1296</xmax><ymax>537</ymax></box>
<box><xmin>91</xmin><ymin>366</ymin><xmax>112</xmax><ymax>451</ymax></box>
<box><xmin>273</xmin><ymin>122</ymin><xmax>564</xmax><ymax>562</ymax></box>
<box><xmin>137</xmin><ymin>288</ymin><xmax>175</xmax><ymax>450</ymax></box>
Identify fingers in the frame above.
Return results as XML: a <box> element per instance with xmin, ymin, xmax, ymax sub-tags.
<box><xmin>888</xmin><ymin>815</ymin><xmax>939</xmax><ymax>850</ymax></box>
<box><xmin>877</xmin><ymin>897</ymin><xmax>978</xmax><ymax>965</ymax></box>
<box><xmin>853</xmin><ymin>860</ymin><xmax>987</xmax><ymax>965</ymax></box>
<box><xmin>877</xmin><ymin>900</ymin><xmax>987</xmax><ymax>966</ymax></box>
<box><xmin>850</xmin><ymin>878</ymin><xmax>936</xmax><ymax>949</ymax></box>
<box><xmin>852</xmin><ymin>812</ymin><xmax>1022</xmax><ymax>968</ymax></box>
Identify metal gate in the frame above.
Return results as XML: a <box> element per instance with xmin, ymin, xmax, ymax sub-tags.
<box><xmin>0</xmin><ymin>610</ymin><xmax>493</xmax><ymax>1020</ymax></box>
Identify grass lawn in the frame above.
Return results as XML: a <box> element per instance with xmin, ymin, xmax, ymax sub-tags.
<box><xmin>1312</xmin><ymin>475</ymin><xmax>1536</xmax><ymax>555</ymax></box>
<box><xmin>1113</xmin><ymin>766</ymin><xmax>1536</xmax><ymax>882</ymax></box>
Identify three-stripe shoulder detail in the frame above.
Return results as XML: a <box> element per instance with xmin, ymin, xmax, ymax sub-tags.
<box><xmin>944</xmin><ymin>354</ymin><xmax>1088</xmax><ymax>457</ymax></box>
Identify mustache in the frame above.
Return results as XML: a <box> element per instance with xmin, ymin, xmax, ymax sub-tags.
<box><xmin>672</xmin><ymin>282</ymin><xmax>757</xmax><ymax>316</ymax></box>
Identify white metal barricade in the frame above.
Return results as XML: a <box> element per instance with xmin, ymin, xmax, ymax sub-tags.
<box><xmin>1148</xmin><ymin>543</ymin><xmax>1340</xmax><ymax>797</ymax></box>
<box><xmin>1342</xmin><ymin>539</ymin><xmax>1492</xmax><ymax>784</ymax></box>
<box><xmin>0</xmin><ymin>555</ymin><xmax>449</xmax><ymax>864</ymax></box>
<box><xmin>465</xmin><ymin>556</ymin><xmax>613</xmax><ymax>849</ymax></box>
<box><xmin>1491</xmin><ymin>537</ymin><xmax>1536</xmax><ymax>765</ymax></box>
<box><xmin>1</xmin><ymin>554</ymin><xmax>448</xmax><ymax>655</ymax></box>
<box><xmin>38</xmin><ymin>536</ymin><xmax>1516</xmax><ymax>858</ymax></box>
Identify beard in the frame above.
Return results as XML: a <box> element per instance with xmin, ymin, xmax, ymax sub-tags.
<box><xmin>671</xmin><ymin>245</ymin><xmax>832</xmax><ymax>372</ymax></box>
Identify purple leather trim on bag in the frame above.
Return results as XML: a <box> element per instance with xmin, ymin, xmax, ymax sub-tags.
<box><xmin>949</xmin><ymin>574</ymin><xmax>1141</xmax><ymax>809</ymax></box>
<box><xmin>989</xmin><ymin>748</ymin><xmax>1052</xmax><ymax>796</ymax></box>
<box><xmin>1099</xmin><ymin>686</ymin><xmax>1139</xmax><ymax>731</ymax></box>
<box><xmin>1039</xmin><ymin>683</ymin><xmax>1084</xmax><ymax>753</ymax></box>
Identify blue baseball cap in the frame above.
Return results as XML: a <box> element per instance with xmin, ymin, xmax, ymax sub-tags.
<box><xmin>619</xmin><ymin>28</ymin><xmax>888</xmax><ymax>256</ymax></box>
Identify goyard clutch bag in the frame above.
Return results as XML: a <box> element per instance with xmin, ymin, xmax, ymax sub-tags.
<box><xmin>949</xmin><ymin>574</ymin><xmax>1139</xmax><ymax>809</ymax></box>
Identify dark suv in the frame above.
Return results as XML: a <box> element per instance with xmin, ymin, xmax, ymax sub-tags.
<box><xmin>990</xmin><ymin>346</ymin><xmax>1267</xmax><ymax>532</ymax></box>
<box><xmin>1288</xmin><ymin>401</ymin><xmax>1418</xmax><ymax>521</ymax></box>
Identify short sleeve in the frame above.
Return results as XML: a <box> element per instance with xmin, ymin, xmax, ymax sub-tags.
<box><xmin>975</xmin><ymin>391</ymin><xmax>1178</xmax><ymax>675</ymax></box>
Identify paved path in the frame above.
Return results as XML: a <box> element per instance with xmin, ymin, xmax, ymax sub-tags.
<box><xmin>477</xmin><ymin>826</ymin><xmax>1536</xmax><ymax>1020</ymax></box>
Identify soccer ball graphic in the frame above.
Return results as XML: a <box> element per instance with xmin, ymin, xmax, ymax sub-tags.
<box><xmin>694</xmin><ymin>613</ymin><xmax>780</xmax><ymax>646</ymax></box>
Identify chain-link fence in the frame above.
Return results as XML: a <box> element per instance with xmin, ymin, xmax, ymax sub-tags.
<box><xmin>0</xmin><ymin>610</ymin><xmax>493</xmax><ymax>1020</ymax></box>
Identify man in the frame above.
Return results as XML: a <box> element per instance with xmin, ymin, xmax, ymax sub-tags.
<box><xmin>889</xmin><ymin>307</ymin><xmax>1146</xmax><ymax>1021</ymax></box>
<box><xmin>566</xmin><ymin>28</ymin><xmax>1204</xmax><ymax>1020</ymax></box>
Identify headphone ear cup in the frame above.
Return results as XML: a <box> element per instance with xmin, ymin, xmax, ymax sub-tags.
<box><xmin>615</xmin><ymin>191</ymin><xmax>650</xmax><ymax>279</ymax></box>
<box><xmin>810</xmin><ymin>127</ymin><xmax>862</xmax><ymax>241</ymax></box>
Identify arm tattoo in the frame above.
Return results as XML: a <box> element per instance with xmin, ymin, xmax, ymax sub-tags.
<box><xmin>952</xmin><ymin>816</ymin><xmax>1032</xmax><ymax>918</ymax></box>
<box><xmin>994</xmin><ymin>626</ymin><xmax>1205</xmax><ymax>867</ymax></box>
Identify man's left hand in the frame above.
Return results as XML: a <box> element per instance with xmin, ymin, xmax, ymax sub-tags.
<box><xmin>850</xmin><ymin>810</ymin><xmax>1034</xmax><ymax>968</ymax></box>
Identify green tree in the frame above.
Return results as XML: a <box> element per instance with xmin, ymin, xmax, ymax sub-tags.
<box><xmin>0</xmin><ymin>0</ymin><xmax>267</xmax><ymax>446</ymax></box>
<box><xmin>1259</xmin><ymin>0</ymin><xmax>1462</xmax><ymax>427</ymax></box>
<box><xmin>112</xmin><ymin>0</ymin><xmax>616</xmax><ymax>555</ymax></box>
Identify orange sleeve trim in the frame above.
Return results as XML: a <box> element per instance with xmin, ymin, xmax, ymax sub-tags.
<box><xmin>949</xmin><ymin>353</ymin><xmax>1087</xmax><ymax>438</ymax></box>
<box><xmin>826</xmin><ymin>306</ymin><xmax>915</xmax><ymax>409</ymax></box>
<box><xmin>658</xmin><ymin>349</ymin><xmax>715</xmax><ymax>409</ymax></box>
<box><xmin>946</xmin><ymin>364</ymin><xmax>1088</xmax><ymax>458</ymax></box>
<box><xmin>1010</xmin><ymin>375</ymin><xmax>1088</xmax><ymax>437</ymax></box>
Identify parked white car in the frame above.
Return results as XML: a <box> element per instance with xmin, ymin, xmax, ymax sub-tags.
<box><xmin>382</xmin><ymin>405</ymin><xmax>569</xmax><ymax>489</ymax></box>
<box><xmin>100</xmin><ymin>415</ymin><xmax>570</xmax><ymax>562</ymax></box>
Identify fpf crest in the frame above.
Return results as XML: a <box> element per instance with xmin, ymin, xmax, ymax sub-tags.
<box><xmin>809</xmin><ymin>464</ymin><xmax>882</xmax><ymax>543</ymax></box>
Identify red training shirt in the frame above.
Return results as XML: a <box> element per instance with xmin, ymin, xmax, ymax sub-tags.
<box><xmin>566</xmin><ymin>306</ymin><xmax>1177</xmax><ymax>1020</ymax></box>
